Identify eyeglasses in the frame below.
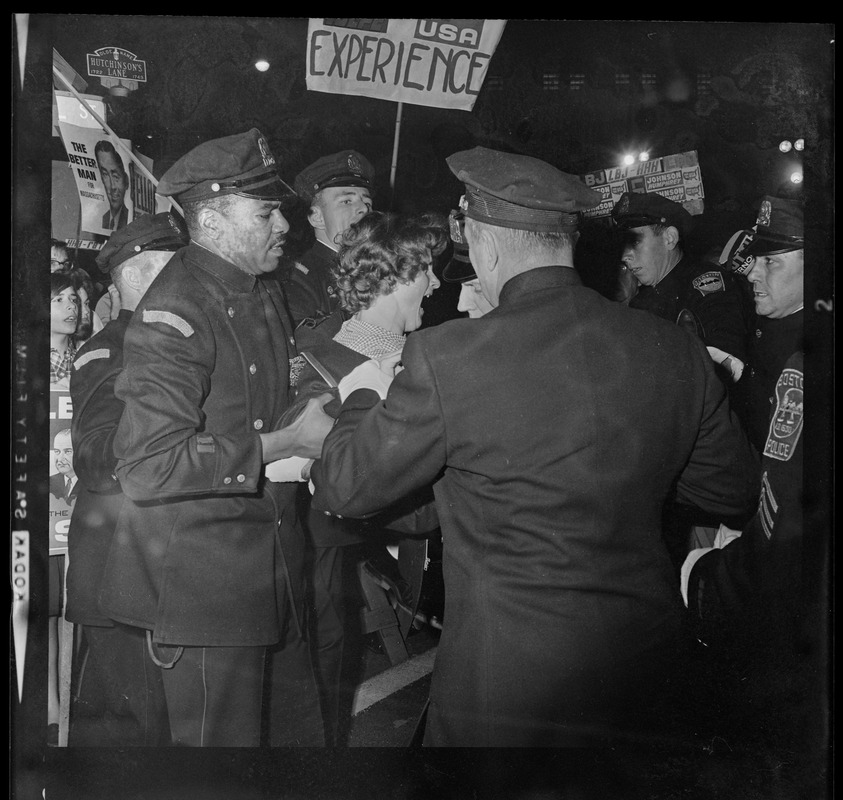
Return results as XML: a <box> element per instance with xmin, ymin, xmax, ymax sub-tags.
<box><xmin>51</xmin><ymin>259</ymin><xmax>73</xmax><ymax>269</ymax></box>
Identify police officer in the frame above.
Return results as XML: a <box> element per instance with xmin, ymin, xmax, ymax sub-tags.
<box><xmin>310</xmin><ymin>146</ymin><xmax>759</xmax><ymax>747</ymax></box>
<box><xmin>613</xmin><ymin>191</ymin><xmax>757</xmax><ymax>555</ymax></box>
<box><xmin>65</xmin><ymin>212</ymin><xmax>187</xmax><ymax>745</ymax></box>
<box><xmin>612</xmin><ymin>191</ymin><xmax>753</xmax><ymax>387</ymax></box>
<box><xmin>441</xmin><ymin>210</ymin><xmax>495</xmax><ymax>319</ymax></box>
<box><xmin>99</xmin><ymin>129</ymin><xmax>334</xmax><ymax>747</ymax></box>
<box><xmin>284</xmin><ymin>150</ymin><xmax>375</xmax><ymax>329</ymax></box>
<box><xmin>683</xmin><ymin>196</ymin><xmax>817</xmax><ymax>751</ymax></box>
<box><xmin>686</xmin><ymin>195</ymin><xmax>806</xmax><ymax>638</ymax></box>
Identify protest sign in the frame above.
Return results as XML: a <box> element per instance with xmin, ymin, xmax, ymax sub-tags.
<box><xmin>48</xmin><ymin>388</ymin><xmax>74</xmax><ymax>556</ymax></box>
<box><xmin>580</xmin><ymin>150</ymin><xmax>705</xmax><ymax>220</ymax></box>
<box><xmin>55</xmin><ymin>120</ymin><xmax>135</xmax><ymax>238</ymax></box>
<box><xmin>306</xmin><ymin>18</ymin><xmax>506</xmax><ymax>111</ymax></box>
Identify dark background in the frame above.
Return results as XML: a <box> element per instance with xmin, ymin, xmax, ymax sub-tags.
<box><xmin>12</xmin><ymin>16</ymin><xmax>834</xmax><ymax>800</ymax></box>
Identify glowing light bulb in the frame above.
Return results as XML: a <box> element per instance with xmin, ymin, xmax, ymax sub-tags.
<box><xmin>779</xmin><ymin>140</ymin><xmax>792</xmax><ymax>153</ymax></box>
<box><xmin>639</xmin><ymin>152</ymin><xmax>650</xmax><ymax>162</ymax></box>
<box><xmin>255</xmin><ymin>60</ymin><xmax>270</xmax><ymax>73</ymax></box>
<box><xmin>622</xmin><ymin>154</ymin><xmax>635</xmax><ymax>166</ymax></box>
<box><xmin>790</xmin><ymin>170</ymin><xmax>803</xmax><ymax>184</ymax></box>
<box><xmin>794</xmin><ymin>138</ymin><xmax>805</xmax><ymax>151</ymax></box>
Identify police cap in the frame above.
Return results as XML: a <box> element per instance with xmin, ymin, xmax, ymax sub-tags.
<box><xmin>446</xmin><ymin>146</ymin><xmax>600</xmax><ymax>234</ymax></box>
<box><xmin>157</xmin><ymin>128</ymin><xmax>295</xmax><ymax>203</ymax></box>
<box><xmin>611</xmin><ymin>191</ymin><xmax>694</xmax><ymax>238</ymax></box>
<box><xmin>745</xmin><ymin>195</ymin><xmax>804</xmax><ymax>256</ymax></box>
<box><xmin>294</xmin><ymin>150</ymin><xmax>375</xmax><ymax>204</ymax></box>
<box><xmin>95</xmin><ymin>212</ymin><xmax>188</xmax><ymax>273</ymax></box>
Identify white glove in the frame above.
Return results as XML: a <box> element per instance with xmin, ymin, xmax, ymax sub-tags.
<box><xmin>338</xmin><ymin>351</ymin><xmax>402</xmax><ymax>402</ymax></box>
<box><xmin>707</xmin><ymin>346</ymin><xmax>745</xmax><ymax>382</ymax></box>
<box><xmin>265</xmin><ymin>456</ymin><xmax>312</xmax><ymax>483</ymax></box>
<box><xmin>680</xmin><ymin>523</ymin><xmax>743</xmax><ymax>607</ymax></box>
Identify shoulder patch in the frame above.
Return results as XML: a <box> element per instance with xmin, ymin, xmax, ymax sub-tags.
<box><xmin>73</xmin><ymin>348</ymin><xmax>110</xmax><ymax>369</ymax></box>
<box><xmin>692</xmin><ymin>271</ymin><xmax>725</xmax><ymax>295</ymax></box>
<box><xmin>289</xmin><ymin>354</ymin><xmax>306</xmax><ymax>386</ymax></box>
<box><xmin>763</xmin><ymin>367</ymin><xmax>803</xmax><ymax>462</ymax></box>
<box><xmin>142</xmin><ymin>309</ymin><xmax>194</xmax><ymax>338</ymax></box>
<box><xmin>294</xmin><ymin>262</ymin><xmax>309</xmax><ymax>275</ymax></box>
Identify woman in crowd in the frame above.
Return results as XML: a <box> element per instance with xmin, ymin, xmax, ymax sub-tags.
<box><xmin>288</xmin><ymin>209</ymin><xmax>447</xmax><ymax>746</ymax></box>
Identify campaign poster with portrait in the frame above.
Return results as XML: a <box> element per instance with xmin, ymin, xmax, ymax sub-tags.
<box><xmin>55</xmin><ymin>120</ymin><xmax>135</xmax><ymax>238</ymax></box>
<box><xmin>48</xmin><ymin>387</ymin><xmax>74</xmax><ymax>556</ymax></box>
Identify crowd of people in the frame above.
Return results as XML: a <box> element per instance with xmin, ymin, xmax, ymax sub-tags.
<box><xmin>48</xmin><ymin>126</ymin><xmax>819</xmax><ymax>754</ymax></box>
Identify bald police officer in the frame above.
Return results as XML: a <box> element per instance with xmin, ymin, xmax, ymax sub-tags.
<box><xmin>310</xmin><ymin>146</ymin><xmax>759</xmax><ymax>747</ymax></box>
<box><xmin>284</xmin><ymin>150</ymin><xmax>375</xmax><ymax>329</ymax></box>
<box><xmin>100</xmin><ymin>129</ymin><xmax>333</xmax><ymax>747</ymax></box>
<box><xmin>612</xmin><ymin>191</ymin><xmax>753</xmax><ymax>386</ymax></box>
<box><xmin>66</xmin><ymin>212</ymin><xmax>187</xmax><ymax>745</ymax></box>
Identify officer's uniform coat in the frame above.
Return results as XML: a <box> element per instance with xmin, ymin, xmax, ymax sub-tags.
<box><xmin>66</xmin><ymin>309</ymin><xmax>171</xmax><ymax>744</ymax></box>
<box><xmin>629</xmin><ymin>254</ymin><xmax>753</xmax><ymax>363</ymax></box>
<box><xmin>312</xmin><ymin>266</ymin><xmax>759</xmax><ymax>746</ymax></box>
<box><xmin>101</xmin><ymin>242</ymin><xmax>307</xmax><ymax>647</ymax></box>
<box><xmin>689</xmin><ymin>318</ymin><xmax>805</xmax><ymax>637</ymax></box>
<box><xmin>739</xmin><ymin>310</ymin><xmax>803</xmax><ymax>454</ymax></box>
<box><xmin>66</xmin><ymin>310</ymin><xmax>133</xmax><ymax>627</ymax></box>
<box><xmin>283</xmin><ymin>240</ymin><xmax>343</xmax><ymax>327</ymax></box>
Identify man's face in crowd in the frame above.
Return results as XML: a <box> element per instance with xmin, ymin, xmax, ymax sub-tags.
<box><xmin>457</xmin><ymin>278</ymin><xmax>495</xmax><ymax>318</ymax></box>
<box><xmin>215</xmin><ymin>195</ymin><xmax>290</xmax><ymax>275</ymax></box>
<box><xmin>744</xmin><ymin>248</ymin><xmax>804</xmax><ymax>319</ymax></box>
<box><xmin>620</xmin><ymin>225</ymin><xmax>675</xmax><ymax>287</ymax></box>
<box><xmin>52</xmin><ymin>431</ymin><xmax>75</xmax><ymax>477</ymax></box>
<box><xmin>51</xmin><ymin>245</ymin><xmax>72</xmax><ymax>273</ymax></box>
<box><xmin>75</xmin><ymin>285</ymin><xmax>93</xmax><ymax>339</ymax></box>
<box><xmin>312</xmin><ymin>186</ymin><xmax>373</xmax><ymax>246</ymax></box>
<box><xmin>97</xmin><ymin>149</ymin><xmax>128</xmax><ymax>217</ymax></box>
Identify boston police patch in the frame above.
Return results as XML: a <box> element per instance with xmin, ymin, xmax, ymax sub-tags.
<box><xmin>763</xmin><ymin>367</ymin><xmax>803</xmax><ymax>462</ymax></box>
<box><xmin>692</xmin><ymin>271</ymin><xmax>725</xmax><ymax>295</ymax></box>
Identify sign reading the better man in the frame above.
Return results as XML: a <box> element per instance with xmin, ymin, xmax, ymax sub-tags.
<box><xmin>580</xmin><ymin>151</ymin><xmax>705</xmax><ymax>220</ymax></box>
<box><xmin>55</xmin><ymin>120</ymin><xmax>135</xmax><ymax>237</ymax></box>
<box><xmin>306</xmin><ymin>19</ymin><xmax>507</xmax><ymax>111</ymax></box>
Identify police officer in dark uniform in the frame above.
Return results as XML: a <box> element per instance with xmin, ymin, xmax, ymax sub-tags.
<box><xmin>99</xmin><ymin>129</ymin><xmax>334</xmax><ymax>747</ymax></box>
<box><xmin>686</xmin><ymin>195</ymin><xmax>806</xmax><ymax>629</ymax></box>
<box><xmin>310</xmin><ymin>146</ymin><xmax>759</xmax><ymax>747</ymax></box>
<box><xmin>283</xmin><ymin>150</ymin><xmax>375</xmax><ymax>329</ymax></box>
<box><xmin>612</xmin><ymin>191</ymin><xmax>753</xmax><ymax>387</ymax></box>
<box><xmin>66</xmin><ymin>212</ymin><xmax>187</xmax><ymax>745</ymax></box>
<box><xmin>684</xmin><ymin>196</ymin><xmax>815</xmax><ymax>748</ymax></box>
<box><xmin>612</xmin><ymin>191</ymin><xmax>756</xmax><ymax>555</ymax></box>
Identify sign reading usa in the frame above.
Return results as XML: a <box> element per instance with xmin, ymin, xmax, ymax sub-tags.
<box><xmin>306</xmin><ymin>19</ymin><xmax>507</xmax><ymax>111</ymax></box>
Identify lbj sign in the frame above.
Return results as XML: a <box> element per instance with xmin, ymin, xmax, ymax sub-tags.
<box><xmin>306</xmin><ymin>19</ymin><xmax>507</xmax><ymax>111</ymax></box>
<box><xmin>580</xmin><ymin>151</ymin><xmax>705</xmax><ymax>220</ymax></box>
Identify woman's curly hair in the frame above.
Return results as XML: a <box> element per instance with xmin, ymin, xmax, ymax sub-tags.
<box><xmin>333</xmin><ymin>210</ymin><xmax>449</xmax><ymax>314</ymax></box>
